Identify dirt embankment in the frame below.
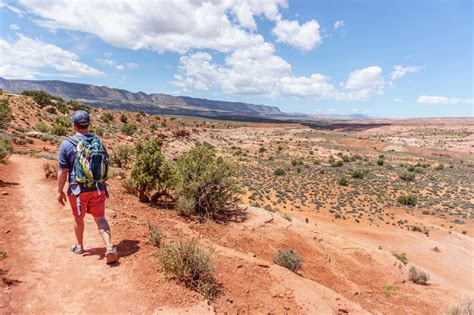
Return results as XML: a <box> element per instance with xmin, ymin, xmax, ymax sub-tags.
<box><xmin>1</xmin><ymin>154</ymin><xmax>472</xmax><ymax>314</ymax></box>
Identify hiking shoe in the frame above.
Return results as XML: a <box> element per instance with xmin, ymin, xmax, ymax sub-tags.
<box><xmin>105</xmin><ymin>246</ymin><xmax>118</xmax><ymax>264</ymax></box>
<box><xmin>71</xmin><ymin>244</ymin><xmax>84</xmax><ymax>254</ymax></box>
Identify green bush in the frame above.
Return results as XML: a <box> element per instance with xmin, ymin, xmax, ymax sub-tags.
<box><xmin>51</xmin><ymin>124</ymin><xmax>68</xmax><ymax>136</ymax></box>
<box><xmin>121</xmin><ymin>123</ymin><xmax>137</xmax><ymax>136</ymax></box>
<box><xmin>94</xmin><ymin>127</ymin><xmax>104</xmax><ymax>137</ymax></box>
<box><xmin>35</xmin><ymin>121</ymin><xmax>50</xmax><ymax>133</ymax></box>
<box><xmin>110</xmin><ymin>144</ymin><xmax>134</xmax><ymax>169</ymax></box>
<box><xmin>159</xmin><ymin>240</ymin><xmax>217</xmax><ymax>298</ymax></box>
<box><xmin>131</xmin><ymin>140</ymin><xmax>174</xmax><ymax>202</ymax></box>
<box><xmin>398</xmin><ymin>194</ymin><xmax>417</xmax><ymax>206</ymax></box>
<box><xmin>67</xmin><ymin>100</ymin><xmax>91</xmax><ymax>113</ymax></box>
<box><xmin>392</xmin><ymin>252</ymin><xmax>408</xmax><ymax>265</ymax></box>
<box><xmin>51</xmin><ymin>115</ymin><xmax>71</xmax><ymax>136</ymax></box>
<box><xmin>174</xmin><ymin>143</ymin><xmax>240</xmax><ymax>217</ymax></box>
<box><xmin>330</xmin><ymin>160</ymin><xmax>344</xmax><ymax>167</ymax></box>
<box><xmin>337</xmin><ymin>177</ymin><xmax>348</xmax><ymax>186</ymax></box>
<box><xmin>351</xmin><ymin>169</ymin><xmax>365</xmax><ymax>179</ymax></box>
<box><xmin>120</xmin><ymin>113</ymin><xmax>128</xmax><ymax>123</ymax></box>
<box><xmin>122</xmin><ymin>176</ymin><xmax>137</xmax><ymax>194</ymax></box>
<box><xmin>399</xmin><ymin>172</ymin><xmax>415</xmax><ymax>181</ymax></box>
<box><xmin>0</xmin><ymin>132</ymin><xmax>13</xmax><ymax>163</ymax></box>
<box><xmin>377</xmin><ymin>158</ymin><xmax>384</xmax><ymax>166</ymax></box>
<box><xmin>148</xmin><ymin>223</ymin><xmax>161</xmax><ymax>247</ymax></box>
<box><xmin>0</xmin><ymin>99</ymin><xmax>12</xmax><ymax>129</ymax></box>
<box><xmin>274</xmin><ymin>167</ymin><xmax>286</xmax><ymax>176</ymax></box>
<box><xmin>100</xmin><ymin>112</ymin><xmax>114</xmax><ymax>123</ymax></box>
<box><xmin>21</xmin><ymin>90</ymin><xmax>62</xmax><ymax>108</ymax></box>
<box><xmin>273</xmin><ymin>249</ymin><xmax>302</xmax><ymax>272</ymax></box>
<box><xmin>409</xmin><ymin>266</ymin><xmax>429</xmax><ymax>285</ymax></box>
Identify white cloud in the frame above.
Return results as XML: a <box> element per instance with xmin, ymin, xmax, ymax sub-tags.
<box><xmin>417</xmin><ymin>96</ymin><xmax>473</xmax><ymax>105</ymax></box>
<box><xmin>19</xmin><ymin>0</ymin><xmax>288</xmax><ymax>54</ymax></box>
<box><xmin>389</xmin><ymin>65</ymin><xmax>421</xmax><ymax>86</ymax></box>
<box><xmin>273</xmin><ymin>19</ymin><xmax>321</xmax><ymax>51</ymax></box>
<box><xmin>340</xmin><ymin>66</ymin><xmax>384</xmax><ymax>100</ymax></box>
<box><xmin>175</xmin><ymin>51</ymin><xmax>384</xmax><ymax>101</ymax></box>
<box><xmin>9</xmin><ymin>23</ymin><xmax>20</xmax><ymax>30</ymax></box>
<box><xmin>17</xmin><ymin>0</ymin><xmax>383</xmax><ymax>102</ymax></box>
<box><xmin>0</xmin><ymin>34</ymin><xmax>103</xmax><ymax>79</ymax></box>
<box><xmin>334</xmin><ymin>20</ymin><xmax>344</xmax><ymax>30</ymax></box>
<box><xmin>96</xmin><ymin>58</ymin><xmax>139</xmax><ymax>70</ymax></box>
<box><xmin>0</xmin><ymin>1</ymin><xmax>25</xmax><ymax>16</ymax></box>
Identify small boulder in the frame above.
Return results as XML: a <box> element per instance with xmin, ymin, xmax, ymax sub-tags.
<box><xmin>44</xmin><ymin>105</ymin><xmax>57</xmax><ymax>114</ymax></box>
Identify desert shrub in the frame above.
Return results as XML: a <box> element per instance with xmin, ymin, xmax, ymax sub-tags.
<box><xmin>131</xmin><ymin>140</ymin><xmax>174</xmax><ymax>202</ymax></box>
<box><xmin>291</xmin><ymin>159</ymin><xmax>304</xmax><ymax>166</ymax></box>
<box><xmin>100</xmin><ymin>112</ymin><xmax>114</xmax><ymax>123</ymax></box>
<box><xmin>0</xmin><ymin>250</ymin><xmax>6</xmax><ymax>260</ymax></box>
<box><xmin>51</xmin><ymin>115</ymin><xmax>71</xmax><ymax>136</ymax></box>
<box><xmin>67</xmin><ymin>100</ymin><xmax>91</xmax><ymax>113</ymax></box>
<box><xmin>35</xmin><ymin>121</ymin><xmax>50</xmax><ymax>133</ymax></box>
<box><xmin>259</xmin><ymin>146</ymin><xmax>266</xmax><ymax>153</ymax></box>
<box><xmin>383</xmin><ymin>284</ymin><xmax>398</xmax><ymax>297</ymax></box>
<box><xmin>121</xmin><ymin>123</ymin><xmax>137</xmax><ymax>136</ymax></box>
<box><xmin>274</xmin><ymin>167</ymin><xmax>286</xmax><ymax>176</ymax></box>
<box><xmin>399</xmin><ymin>172</ymin><xmax>415</xmax><ymax>182</ymax></box>
<box><xmin>273</xmin><ymin>249</ymin><xmax>302</xmax><ymax>272</ymax></box>
<box><xmin>148</xmin><ymin>223</ymin><xmax>161</xmax><ymax>247</ymax></box>
<box><xmin>174</xmin><ymin>143</ymin><xmax>240</xmax><ymax>217</ymax></box>
<box><xmin>110</xmin><ymin>144</ymin><xmax>134</xmax><ymax>169</ymax></box>
<box><xmin>43</xmin><ymin>163</ymin><xmax>58</xmax><ymax>179</ymax></box>
<box><xmin>351</xmin><ymin>169</ymin><xmax>365</xmax><ymax>179</ymax></box>
<box><xmin>56</xmin><ymin>101</ymin><xmax>68</xmax><ymax>114</ymax></box>
<box><xmin>159</xmin><ymin>240</ymin><xmax>218</xmax><ymax>298</ymax></box>
<box><xmin>282</xmin><ymin>213</ymin><xmax>292</xmax><ymax>222</ymax></box>
<box><xmin>21</xmin><ymin>90</ymin><xmax>60</xmax><ymax>107</ymax></box>
<box><xmin>51</xmin><ymin>123</ymin><xmax>68</xmax><ymax>136</ymax></box>
<box><xmin>435</xmin><ymin>163</ymin><xmax>444</xmax><ymax>171</ymax></box>
<box><xmin>330</xmin><ymin>160</ymin><xmax>344</xmax><ymax>167</ymax></box>
<box><xmin>392</xmin><ymin>252</ymin><xmax>408</xmax><ymax>265</ymax></box>
<box><xmin>442</xmin><ymin>300</ymin><xmax>474</xmax><ymax>315</ymax></box>
<box><xmin>409</xmin><ymin>266</ymin><xmax>429</xmax><ymax>285</ymax></box>
<box><xmin>150</xmin><ymin>123</ymin><xmax>157</xmax><ymax>131</ymax></box>
<box><xmin>0</xmin><ymin>132</ymin><xmax>13</xmax><ymax>163</ymax></box>
<box><xmin>337</xmin><ymin>177</ymin><xmax>348</xmax><ymax>186</ymax></box>
<box><xmin>398</xmin><ymin>194</ymin><xmax>417</xmax><ymax>206</ymax></box>
<box><xmin>120</xmin><ymin>113</ymin><xmax>128</xmax><ymax>123</ymax></box>
<box><xmin>377</xmin><ymin>158</ymin><xmax>384</xmax><ymax>166</ymax></box>
<box><xmin>94</xmin><ymin>127</ymin><xmax>104</xmax><ymax>137</ymax></box>
<box><xmin>0</xmin><ymin>99</ymin><xmax>12</xmax><ymax>129</ymax></box>
<box><xmin>122</xmin><ymin>176</ymin><xmax>137</xmax><ymax>194</ymax></box>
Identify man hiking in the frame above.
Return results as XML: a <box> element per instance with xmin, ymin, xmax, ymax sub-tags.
<box><xmin>57</xmin><ymin>110</ymin><xmax>118</xmax><ymax>264</ymax></box>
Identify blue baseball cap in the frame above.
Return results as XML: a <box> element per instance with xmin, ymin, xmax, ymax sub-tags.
<box><xmin>72</xmin><ymin>110</ymin><xmax>90</xmax><ymax>127</ymax></box>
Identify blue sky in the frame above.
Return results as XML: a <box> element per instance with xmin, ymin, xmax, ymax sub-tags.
<box><xmin>0</xmin><ymin>0</ymin><xmax>472</xmax><ymax>118</ymax></box>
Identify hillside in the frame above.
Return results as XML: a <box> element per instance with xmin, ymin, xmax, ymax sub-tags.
<box><xmin>0</xmin><ymin>77</ymin><xmax>283</xmax><ymax>118</ymax></box>
<box><xmin>1</xmin><ymin>93</ymin><xmax>473</xmax><ymax>314</ymax></box>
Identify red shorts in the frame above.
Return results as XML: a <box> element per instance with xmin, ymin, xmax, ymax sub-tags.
<box><xmin>68</xmin><ymin>191</ymin><xmax>106</xmax><ymax>218</ymax></box>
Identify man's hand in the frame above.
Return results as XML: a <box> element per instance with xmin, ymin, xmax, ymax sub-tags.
<box><xmin>58</xmin><ymin>191</ymin><xmax>67</xmax><ymax>205</ymax></box>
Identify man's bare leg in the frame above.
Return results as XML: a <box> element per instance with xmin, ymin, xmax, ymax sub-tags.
<box><xmin>94</xmin><ymin>216</ymin><xmax>113</xmax><ymax>248</ymax></box>
<box><xmin>94</xmin><ymin>216</ymin><xmax>118</xmax><ymax>263</ymax></box>
<box><xmin>74</xmin><ymin>216</ymin><xmax>85</xmax><ymax>247</ymax></box>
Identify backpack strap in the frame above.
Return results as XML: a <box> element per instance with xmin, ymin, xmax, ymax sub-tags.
<box><xmin>66</xmin><ymin>136</ymin><xmax>79</xmax><ymax>147</ymax></box>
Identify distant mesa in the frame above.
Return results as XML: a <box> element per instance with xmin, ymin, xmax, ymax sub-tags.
<box><xmin>0</xmin><ymin>77</ymin><xmax>371</xmax><ymax>120</ymax></box>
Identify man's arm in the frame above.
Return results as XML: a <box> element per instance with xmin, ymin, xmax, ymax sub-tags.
<box><xmin>57</xmin><ymin>140</ymin><xmax>70</xmax><ymax>205</ymax></box>
<box><xmin>57</xmin><ymin>168</ymin><xmax>68</xmax><ymax>205</ymax></box>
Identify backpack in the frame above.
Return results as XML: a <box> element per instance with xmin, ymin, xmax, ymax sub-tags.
<box><xmin>67</xmin><ymin>135</ymin><xmax>109</xmax><ymax>190</ymax></box>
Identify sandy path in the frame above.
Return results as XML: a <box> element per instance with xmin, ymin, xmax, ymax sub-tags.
<box><xmin>0</xmin><ymin>155</ymin><xmax>153</xmax><ymax>314</ymax></box>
